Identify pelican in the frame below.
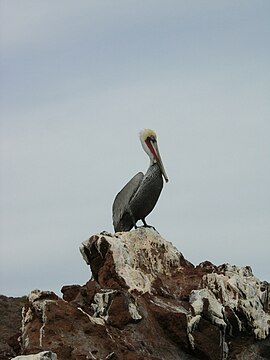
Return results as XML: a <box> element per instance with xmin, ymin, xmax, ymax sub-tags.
<box><xmin>112</xmin><ymin>129</ymin><xmax>168</xmax><ymax>232</ymax></box>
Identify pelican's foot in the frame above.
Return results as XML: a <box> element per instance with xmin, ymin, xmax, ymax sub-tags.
<box><xmin>136</xmin><ymin>224</ymin><xmax>156</xmax><ymax>230</ymax></box>
<box><xmin>141</xmin><ymin>219</ymin><xmax>156</xmax><ymax>231</ymax></box>
<box><xmin>143</xmin><ymin>224</ymin><xmax>156</xmax><ymax>231</ymax></box>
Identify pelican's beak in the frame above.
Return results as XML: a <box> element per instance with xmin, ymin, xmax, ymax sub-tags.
<box><xmin>152</xmin><ymin>141</ymin><xmax>169</xmax><ymax>183</ymax></box>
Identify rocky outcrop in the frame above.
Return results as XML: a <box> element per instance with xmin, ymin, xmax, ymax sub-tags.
<box><xmin>0</xmin><ymin>295</ymin><xmax>26</xmax><ymax>360</ymax></box>
<box><xmin>8</xmin><ymin>229</ymin><xmax>270</xmax><ymax>359</ymax></box>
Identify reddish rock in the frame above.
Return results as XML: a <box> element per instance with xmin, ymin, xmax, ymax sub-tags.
<box><xmin>61</xmin><ymin>285</ymin><xmax>81</xmax><ymax>302</ymax></box>
<box><xmin>0</xmin><ymin>295</ymin><xmax>26</xmax><ymax>359</ymax></box>
<box><xmin>3</xmin><ymin>228</ymin><xmax>270</xmax><ymax>360</ymax></box>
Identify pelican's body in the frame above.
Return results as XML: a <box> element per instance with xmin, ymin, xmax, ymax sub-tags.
<box><xmin>112</xmin><ymin>129</ymin><xmax>168</xmax><ymax>232</ymax></box>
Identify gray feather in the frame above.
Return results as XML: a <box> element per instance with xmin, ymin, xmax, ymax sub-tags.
<box><xmin>112</xmin><ymin>172</ymin><xmax>144</xmax><ymax>231</ymax></box>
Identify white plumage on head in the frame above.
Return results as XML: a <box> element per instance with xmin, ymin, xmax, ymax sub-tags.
<box><xmin>139</xmin><ymin>129</ymin><xmax>157</xmax><ymax>163</ymax></box>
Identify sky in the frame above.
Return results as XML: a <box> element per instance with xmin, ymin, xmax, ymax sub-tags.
<box><xmin>0</xmin><ymin>1</ymin><xmax>269</xmax><ymax>297</ymax></box>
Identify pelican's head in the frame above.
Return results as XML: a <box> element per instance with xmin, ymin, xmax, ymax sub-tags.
<box><xmin>139</xmin><ymin>129</ymin><xmax>169</xmax><ymax>183</ymax></box>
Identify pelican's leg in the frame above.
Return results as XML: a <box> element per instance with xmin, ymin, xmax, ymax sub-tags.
<box><xmin>142</xmin><ymin>219</ymin><xmax>149</xmax><ymax>227</ymax></box>
<box><xmin>142</xmin><ymin>219</ymin><xmax>156</xmax><ymax>230</ymax></box>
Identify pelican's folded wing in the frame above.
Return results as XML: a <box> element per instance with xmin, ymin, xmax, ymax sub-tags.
<box><xmin>112</xmin><ymin>172</ymin><xmax>144</xmax><ymax>231</ymax></box>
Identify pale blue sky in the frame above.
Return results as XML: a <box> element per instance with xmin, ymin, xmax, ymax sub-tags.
<box><xmin>1</xmin><ymin>1</ymin><xmax>270</xmax><ymax>296</ymax></box>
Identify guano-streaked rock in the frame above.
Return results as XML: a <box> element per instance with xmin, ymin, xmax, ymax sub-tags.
<box><xmin>5</xmin><ymin>228</ymin><xmax>270</xmax><ymax>360</ymax></box>
<box><xmin>79</xmin><ymin>228</ymin><xmax>191</xmax><ymax>293</ymax></box>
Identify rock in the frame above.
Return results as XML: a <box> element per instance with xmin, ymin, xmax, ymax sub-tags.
<box><xmin>60</xmin><ymin>285</ymin><xmax>81</xmax><ymax>302</ymax></box>
<box><xmin>8</xmin><ymin>228</ymin><xmax>270</xmax><ymax>359</ymax></box>
<box><xmin>0</xmin><ymin>295</ymin><xmax>26</xmax><ymax>359</ymax></box>
<box><xmin>79</xmin><ymin>228</ymin><xmax>193</xmax><ymax>293</ymax></box>
<box><xmin>11</xmin><ymin>351</ymin><xmax>57</xmax><ymax>359</ymax></box>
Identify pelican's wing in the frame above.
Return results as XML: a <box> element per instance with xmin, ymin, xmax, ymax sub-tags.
<box><xmin>112</xmin><ymin>172</ymin><xmax>144</xmax><ymax>231</ymax></box>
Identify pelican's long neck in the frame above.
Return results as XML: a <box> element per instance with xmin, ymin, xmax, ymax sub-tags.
<box><xmin>148</xmin><ymin>151</ymin><xmax>156</xmax><ymax>166</ymax></box>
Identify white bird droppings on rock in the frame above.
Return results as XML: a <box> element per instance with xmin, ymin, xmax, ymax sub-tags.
<box><xmin>11</xmin><ymin>351</ymin><xmax>57</xmax><ymax>360</ymax></box>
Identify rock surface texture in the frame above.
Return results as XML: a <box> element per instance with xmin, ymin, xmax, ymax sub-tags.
<box><xmin>6</xmin><ymin>229</ymin><xmax>270</xmax><ymax>359</ymax></box>
<box><xmin>0</xmin><ymin>295</ymin><xmax>26</xmax><ymax>359</ymax></box>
